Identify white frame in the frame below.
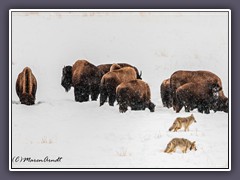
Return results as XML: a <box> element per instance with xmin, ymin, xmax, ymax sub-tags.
<box><xmin>9</xmin><ymin>9</ymin><xmax>231</xmax><ymax>171</ymax></box>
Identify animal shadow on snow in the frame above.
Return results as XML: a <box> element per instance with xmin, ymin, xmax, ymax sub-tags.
<box><xmin>12</xmin><ymin>100</ymin><xmax>46</xmax><ymax>106</ymax></box>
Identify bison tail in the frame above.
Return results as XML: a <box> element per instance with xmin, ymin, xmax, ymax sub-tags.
<box><xmin>23</xmin><ymin>67</ymin><xmax>31</xmax><ymax>94</ymax></box>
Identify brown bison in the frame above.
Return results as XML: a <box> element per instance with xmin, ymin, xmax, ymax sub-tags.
<box><xmin>170</xmin><ymin>70</ymin><xmax>224</xmax><ymax>112</ymax></box>
<box><xmin>100</xmin><ymin>67</ymin><xmax>137</xmax><ymax>106</ymax></box>
<box><xmin>97</xmin><ymin>63</ymin><xmax>142</xmax><ymax>79</ymax></box>
<box><xmin>176</xmin><ymin>82</ymin><xmax>221</xmax><ymax>114</ymax></box>
<box><xmin>160</xmin><ymin>78</ymin><xmax>172</xmax><ymax>108</ymax></box>
<box><xmin>116</xmin><ymin>79</ymin><xmax>155</xmax><ymax>113</ymax></box>
<box><xmin>16</xmin><ymin>67</ymin><xmax>37</xmax><ymax>105</ymax></box>
<box><xmin>61</xmin><ymin>60</ymin><xmax>101</xmax><ymax>102</ymax></box>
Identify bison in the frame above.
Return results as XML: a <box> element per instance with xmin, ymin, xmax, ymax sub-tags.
<box><xmin>99</xmin><ymin>66</ymin><xmax>137</xmax><ymax>106</ymax></box>
<box><xmin>170</xmin><ymin>70</ymin><xmax>224</xmax><ymax>112</ymax></box>
<box><xmin>61</xmin><ymin>60</ymin><xmax>101</xmax><ymax>102</ymax></box>
<box><xmin>176</xmin><ymin>82</ymin><xmax>222</xmax><ymax>114</ymax></box>
<box><xmin>97</xmin><ymin>63</ymin><xmax>142</xmax><ymax>79</ymax></box>
<box><xmin>16</xmin><ymin>67</ymin><xmax>37</xmax><ymax>105</ymax></box>
<box><xmin>160</xmin><ymin>78</ymin><xmax>172</xmax><ymax>108</ymax></box>
<box><xmin>116</xmin><ymin>79</ymin><xmax>155</xmax><ymax>113</ymax></box>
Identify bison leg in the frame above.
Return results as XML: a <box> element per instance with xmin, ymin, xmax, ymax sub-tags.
<box><xmin>201</xmin><ymin>101</ymin><xmax>210</xmax><ymax>114</ymax></box>
<box><xmin>82</xmin><ymin>85</ymin><xmax>90</xmax><ymax>102</ymax></box>
<box><xmin>119</xmin><ymin>103</ymin><xmax>128</xmax><ymax>113</ymax></box>
<box><xmin>204</xmin><ymin>108</ymin><xmax>210</xmax><ymax>114</ymax></box>
<box><xmin>100</xmin><ymin>86</ymin><xmax>108</xmax><ymax>106</ymax></box>
<box><xmin>74</xmin><ymin>85</ymin><xmax>89</xmax><ymax>102</ymax></box>
<box><xmin>148</xmin><ymin>102</ymin><xmax>155</xmax><ymax>112</ymax></box>
<box><xmin>90</xmin><ymin>84</ymin><xmax>100</xmax><ymax>101</ymax></box>
<box><xmin>203</xmin><ymin>105</ymin><xmax>210</xmax><ymax>114</ymax></box>
<box><xmin>162</xmin><ymin>101</ymin><xmax>167</xmax><ymax>107</ymax></box>
<box><xmin>108</xmin><ymin>94</ymin><xmax>116</xmax><ymax>106</ymax></box>
<box><xmin>107</xmin><ymin>86</ymin><xmax>116</xmax><ymax>106</ymax></box>
<box><xmin>175</xmin><ymin>103</ymin><xmax>183</xmax><ymax>113</ymax></box>
<box><xmin>131</xmin><ymin>104</ymin><xmax>142</xmax><ymax>111</ymax></box>
<box><xmin>197</xmin><ymin>105</ymin><xmax>204</xmax><ymax>113</ymax></box>
<box><xmin>172</xmin><ymin>93</ymin><xmax>178</xmax><ymax>111</ymax></box>
<box><xmin>184</xmin><ymin>104</ymin><xmax>191</xmax><ymax>112</ymax></box>
<box><xmin>130</xmin><ymin>99</ymin><xmax>143</xmax><ymax>111</ymax></box>
<box><xmin>74</xmin><ymin>86</ymin><xmax>81</xmax><ymax>102</ymax></box>
<box><xmin>166</xmin><ymin>101</ymin><xmax>172</xmax><ymax>108</ymax></box>
<box><xmin>175</xmin><ymin>93</ymin><xmax>183</xmax><ymax>113</ymax></box>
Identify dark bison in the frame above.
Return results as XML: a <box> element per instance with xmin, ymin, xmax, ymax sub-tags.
<box><xmin>170</xmin><ymin>70</ymin><xmax>224</xmax><ymax>112</ymax></box>
<box><xmin>97</xmin><ymin>63</ymin><xmax>142</xmax><ymax>79</ymax></box>
<box><xmin>100</xmin><ymin>66</ymin><xmax>137</xmax><ymax>106</ymax></box>
<box><xmin>61</xmin><ymin>60</ymin><xmax>101</xmax><ymax>102</ymax></box>
<box><xmin>176</xmin><ymin>82</ymin><xmax>221</xmax><ymax>114</ymax></box>
<box><xmin>116</xmin><ymin>79</ymin><xmax>155</xmax><ymax>113</ymax></box>
<box><xmin>16</xmin><ymin>67</ymin><xmax>37</xmax><ymax>105</ymax></box>
<box><xmin>160</xmin><ymin>78</ymin><xmax>172</xmax><ymax>108</ymax></box>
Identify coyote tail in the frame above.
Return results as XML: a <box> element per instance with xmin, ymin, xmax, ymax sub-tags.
<box><xmin>164</xmin><ymin>142</ymin><xmax>173</xmax><ymax>153</ymax></box>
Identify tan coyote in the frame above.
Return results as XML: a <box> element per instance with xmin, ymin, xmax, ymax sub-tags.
<box><xmin>164</xmin><ymin>138</ymin><xmax>197</xmax><ymax>153</ymax></box>
<box><xmin>169</xmin><ymin>114</ymin><xmax>196</xmax><ymax>132</ymax></box>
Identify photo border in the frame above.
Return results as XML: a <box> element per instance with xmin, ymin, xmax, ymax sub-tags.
<box><xmin>9</xmin><ymin>9</ymin><xmax>231</xmax><ymax>171</ymax></box>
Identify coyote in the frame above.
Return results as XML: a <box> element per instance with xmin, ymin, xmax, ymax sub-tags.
<box><xmin>164</xmin><ymin>138</ymin><xmax>197</xmax><ymax>153</ymax></box>
<box><xmin>169</xmin><ymin>114</ymin><xmax>196</xmax><ymax>132</ymax></box>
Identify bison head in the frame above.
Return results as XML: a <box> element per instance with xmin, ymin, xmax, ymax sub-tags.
<box><xmin>217</xmin><ymin>97</ymin><xmax>229</xmax><ymax>113</ymax></box>
<box><xmin>61</xmin><ymin>66</ymin><xmax>72</xmax><ymax>92</ymax></box>
<box><xmin>212</xmin><ymin>96</ymin><xmax>228</xmax><ymax>113</ymax></box>
<box><xmin>20</xmin><ymin>93</ymin><xmax>35</xmax><ymax>105</ymax></box>
<box><xmin>208</xmin><ymin>83</ymin><xmax>222</xmax><ymax>100</ymax></box>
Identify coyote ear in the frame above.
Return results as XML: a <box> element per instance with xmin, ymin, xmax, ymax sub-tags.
<box><xmin>192</xmin><ymin>141</ymin><xmax>196</xmax><ymax>144</ymax></box>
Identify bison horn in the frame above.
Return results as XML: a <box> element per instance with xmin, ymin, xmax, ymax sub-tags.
<box><xmin>139</xmin><ymin>70</ymin><xmax>142</xmax><ymax>78</ymax></box>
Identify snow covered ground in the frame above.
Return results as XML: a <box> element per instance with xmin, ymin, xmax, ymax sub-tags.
<box><xmin>10</xmin><ymin>10</ymin><xmax>230</xmax><ymax>170</ymax></box>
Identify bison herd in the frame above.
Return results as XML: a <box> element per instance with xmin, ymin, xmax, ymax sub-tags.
<box><xmin>60</xmin><ymin>60</ymin><xmax>154</xmax><ymax>113</ymax></box>
<box><xmin>161</xmin><ymin>70</ymin><xmax>228</xmax><ymax>114</ymax></box>
<box><xmin>15</xmin><ymin>59</ymin><xmax>229</xmax><ymax>114</ymax></box>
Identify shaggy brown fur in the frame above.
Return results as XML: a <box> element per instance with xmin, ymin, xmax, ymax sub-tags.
<box><xmin>176</xmin><ymin>82</ymin><xmax>222</xmax><ymax>113</ymax></box>
<box><xmin>61</xmin><ymin>60</ymin><xmax>101</xmax><ymax>102</ymax></box>
<box><xmin>110</xmin><ymin>63</ymin><xmax>121</xmax><ymax>72</ymax></box>
<box><xmin>97</xmin><ymin>63</ymin><xmax>142</xmax><ymax>79</ymax></box>
<box><xmin>160</xmin><ymin>78</ymin><xmax>172</xmax><ymax>108</ymax></box>
<box><xmin>16</xmin><ymin>67</ymin><xmax>37</xmax><ymax>105</ymax></box>
<box><xmin>100</xmin><ymin>67</ymin><xmax>137</xmax><ymax>106</ymax></box>
<box><xmin>116</xmin><ymin>79</ymin><xmax>155</xmax><ymax>113</ymax></box>
<box><xmin>170</xmin><ymin>70</ymin><xmax>224</xmax><ymax>112</ymax></box>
